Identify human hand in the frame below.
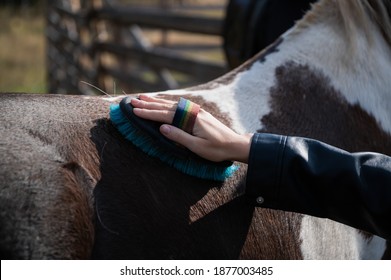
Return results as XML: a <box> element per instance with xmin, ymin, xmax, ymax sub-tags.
<box><xmin>131</xmin><ymin>95</ymin><xmax>253</xmax><ymax>163</ymax></box>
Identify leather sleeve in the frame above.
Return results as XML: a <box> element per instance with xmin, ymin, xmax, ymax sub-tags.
<box><xmin>245</xmin><ymin>133</ymin><xmax>391</xmax><ymax>240</ymax></box>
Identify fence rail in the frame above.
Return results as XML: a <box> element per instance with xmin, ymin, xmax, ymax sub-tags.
<box><xmin>93</xmin><ymin>6</ymin><xmax>223</xmax><ymax>35</ymax></box>
<box><xmin>46</xmin><ymin>0</ymin><xmax>228</xmax><ymax>95</ymax></box>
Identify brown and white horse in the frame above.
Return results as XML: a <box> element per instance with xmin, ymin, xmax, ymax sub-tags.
<box><xmin>0</xmin><ymin>0</ymin><xmax>390</xmax><ymax>259</ymax></box>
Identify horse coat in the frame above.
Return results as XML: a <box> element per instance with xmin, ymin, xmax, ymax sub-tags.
<box><xmin>0</xmin><ymin>0</ymin><xmax>390</xmax><ymax>259</ymax></box>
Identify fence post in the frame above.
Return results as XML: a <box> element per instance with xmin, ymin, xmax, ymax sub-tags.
<box><xmin>87</xmin><ymin>0</ymin><xmax>107</xmax><ymax>94</ymax></box>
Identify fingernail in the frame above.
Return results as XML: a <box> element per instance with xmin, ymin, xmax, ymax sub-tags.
<box><xmin>131</xmin><ymin>98</ymin><xmax>140</xmax><ymax>105</ymax></box>
<box><xmin>161</xmin><ymin>125</ymin><xmax>171</xmax><ymax>135</ymax></box>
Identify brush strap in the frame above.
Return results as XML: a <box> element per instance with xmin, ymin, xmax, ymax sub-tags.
<box><xmin>172</xmin><ymin>97</ymin><xmax>200</xmax><ymax>134</ymax></box>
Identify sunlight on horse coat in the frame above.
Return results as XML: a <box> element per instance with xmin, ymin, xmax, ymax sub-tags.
<box><xmin>1</xmin><ymin>0</ymin><xmax>390</xmax><ymax>259</ymax></box>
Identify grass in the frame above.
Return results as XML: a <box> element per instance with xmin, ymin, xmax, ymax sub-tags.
<box><xmin>0</xmin><ymin>7</ymin><xmax>46</xmax><ymax>93</ymax></box>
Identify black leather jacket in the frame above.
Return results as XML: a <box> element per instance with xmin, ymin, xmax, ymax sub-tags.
<box><xmin>246</xmin><ymin>133</ymin><xmax>391</xmax><ymax>240</ymax></box>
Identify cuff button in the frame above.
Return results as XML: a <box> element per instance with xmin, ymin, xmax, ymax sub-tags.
<box><xmin>256</xmin><ymin>196</ymin><xmax>264</xmax><ymax>204</ymax></box>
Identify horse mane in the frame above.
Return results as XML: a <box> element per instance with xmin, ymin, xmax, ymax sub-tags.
<box><xmin>297</xmin><ymin>0</ymin><xmax>391</xmax><ymax>48</ymax></box>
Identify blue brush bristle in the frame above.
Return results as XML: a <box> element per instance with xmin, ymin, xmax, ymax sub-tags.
<box><xmin>109</xmin><ymin>103</ymin><xmax>238</xmax><ymax>181</ymax></box>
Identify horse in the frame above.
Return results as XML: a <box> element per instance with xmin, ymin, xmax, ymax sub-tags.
<box><xmin>1</xmin><ymin>0</ymin><xmax>390</xmax><ymax>259</ymax></box>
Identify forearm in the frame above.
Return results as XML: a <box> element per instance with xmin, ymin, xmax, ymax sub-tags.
<box><xmin>245</xmin><ymin>133</ymin><xmax>391</xmax><ymax>240</ymax></box>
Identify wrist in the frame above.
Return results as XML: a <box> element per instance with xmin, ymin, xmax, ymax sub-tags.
<box><xmin>228</xmin><ymin>133</ymin><xmax>253</xmax><ymax>163</ymax></box>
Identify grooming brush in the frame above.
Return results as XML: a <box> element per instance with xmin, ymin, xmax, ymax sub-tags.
<box><xmin>109</xmin><ymin>96</ymin><xmax>238</xmax><ymax>181</ymax></box>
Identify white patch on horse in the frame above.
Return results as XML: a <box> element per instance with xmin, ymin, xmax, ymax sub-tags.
<box><xmin>300</xmin><ymin>216</ymin><xmax>386</xmax><ymax>259</ymax></box>
<box><xmin>163</xmin><ymin>61</ymin><xmax>281</xmax><ymax>134</ymax></box>
<box><xmin>285</xmin><ymin>12</ymin><xmax>391</xmax><ymax>135</ymax></box>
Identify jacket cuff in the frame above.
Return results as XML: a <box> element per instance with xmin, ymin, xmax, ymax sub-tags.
<box><xmin>245</xmin><ymin>133</ymin><xmax>287</xmax><ymax>207</ymax></box>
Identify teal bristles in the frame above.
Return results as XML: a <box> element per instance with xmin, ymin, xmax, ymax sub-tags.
<box><xmin>109</xmin><ymin>103</ymin><xmax>238</xmax><ymax>181</ymax></box>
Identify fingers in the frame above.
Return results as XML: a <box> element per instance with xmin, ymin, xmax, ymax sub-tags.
<box><xmin>131</xmin><ymin>98</ymin><xmax>175</xmax><ymax>111</ymax></box>
<box><xmin>160</xmin><ymin>124</ymin><xmax>200</xmax><ymax>151</ymax></box>
<box><xmin>138</xmin><ymin>94</ymin><xmax>176</xmax><ymax>105</ymax></box>
<box><xmin>133</xmin><ymin>107</ymin><xmax>174</xmax><ymax>124</ymax></box>
<box><xmin>160</xmin><ymin>124</ymin><xmax>227</xmax><ymax>162</ymax></box>
<box><xmin>131</xmin><ymin>96</ymin><xmax>177</xmax><ymax>123</ymax></box>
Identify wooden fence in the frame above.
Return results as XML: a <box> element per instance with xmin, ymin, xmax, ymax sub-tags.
<box><xmin>46</xmin><ymin>0</ymin><xmax>228</xmax><ymax>95</ymax></box>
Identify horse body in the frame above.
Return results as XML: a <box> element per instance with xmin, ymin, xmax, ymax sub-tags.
<box><xmin>161</xmin><ymin>0</ymin><xmax>391</xmax><ymax>258</ymax></box>
<box><xmin>0</xmin><ymin>94</ymin><xmax>105</xmax><ymax>258</ymax></box>
<box><xmin>1</xmin><ymin>0</ymin><xmax>390</xmax><ymax>259</ymax></box>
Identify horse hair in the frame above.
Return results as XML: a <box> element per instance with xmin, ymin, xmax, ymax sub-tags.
<box><xmin>297</xmin><ymin>0</ymin><xmax>391</xmax><ymax>48</ymax></box>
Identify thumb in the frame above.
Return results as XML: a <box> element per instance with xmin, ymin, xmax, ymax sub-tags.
<box><xmin>160</xmin><ymin>124</ymin><xmax>196</xmax><ymax>149</ymax></box>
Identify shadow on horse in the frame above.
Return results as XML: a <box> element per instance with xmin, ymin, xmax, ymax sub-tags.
<box><xmin>1</xmin><ymin>0</ymin><xmax>390</xmax><ymax>259</ymax></box>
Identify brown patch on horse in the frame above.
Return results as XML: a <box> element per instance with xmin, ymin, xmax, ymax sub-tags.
<box><xmin>92</xmin><ymin>94</ymin><xmax>303</xmax><ymax>259</ymax></box>
<box><xmin>0</xmin><ymin>94</ymin><xmax>103</xmax><ymax>258</ymax></box>
<box><xmin>260</xmin><ymin>61</ymin><xmax>391</xmax><ymax>258</ymax></box>
<box><xmin>91</xmin><ymin>122</ymin><xmax>252</xmax><ymax>258</ymax></box>
<box><xmin>261</xmin><ymin>61</ymin><xmax>391</xmax><ymax>155</ymax></box>
<box><xmin>1</xmin><ymin>93</ymin><xmax>302</xmax><ymax>259</ymax></box>
<box><xmin>240</xmin><ymin>209</ymin><xmax>303</xmax><ymax>259</ymax></box>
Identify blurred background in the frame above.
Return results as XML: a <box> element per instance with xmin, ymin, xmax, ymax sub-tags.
<box><xmin>0</xmin><ymin>0</ymin><xmax>46</xmax><ymax>93</ymax></box>
<box><xmin>0</xmin><ymin>0</ymin><xmax>312</xmax><ymax>95</ymax></box>
<box><xmin>0</xmin><ymin>0</ymin><xmax>228</xmax><ymax>95</ymax></box>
